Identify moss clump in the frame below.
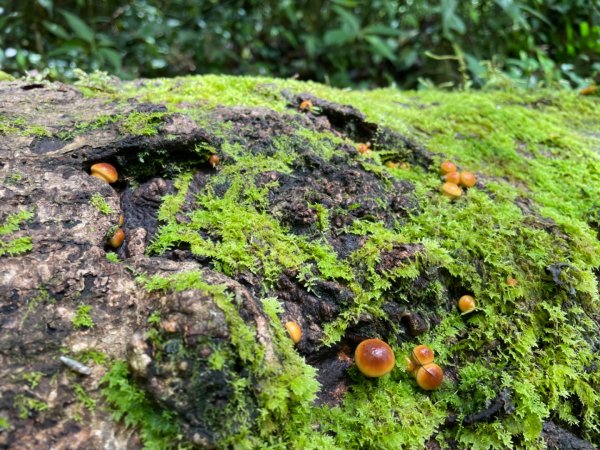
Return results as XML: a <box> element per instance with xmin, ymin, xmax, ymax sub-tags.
<box><xmin>72</xmin><ymin>305</ymin><xmax>94</xmax><ymax>329</ymax></box>
<box><xmin>89</xmin><ymin>193</ymin><xmax>113</xmax><ymax>215</ymax></box>
<box><xmin>104</xmin><ymin>272</ymin><xmax>324</xmax><ymax>449</ymax></box>
<box><xmin>0</xmin><ymin>115</ymin><xmax>50</xmax><ymax>137</ymax></box>
<box><xmin>98</xmin><ymin>75</ymin><xmax>599</xmax><ymax>448</ymax></box>
<box><xmin>0</xmin><ymin>209</ymin><xmax>34</xmax><ymax>257</ymax></box>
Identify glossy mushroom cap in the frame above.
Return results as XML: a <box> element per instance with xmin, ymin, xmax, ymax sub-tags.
<box><xmin>285</xmin><ymin>321</ymin><xmax>302</xmax><ymax>344</ymax></box>
<box><xmin>441</xmin><ymin>182</ymin><xmax>462</xmax><ymax>199</ymax></box>
<box><xmin>109</xmin><ymin>228</ymin><xmax>125</xmax><ymax>248</ymax></box>
<box><xmin>440</xmin><ymin>161</ymin><xmax>457</xmax><ymax>175</ymax></box>
<box><xmin>414</xmin><ymin>363</ymin><xmax>444</xmax><ymax>390</ymax></box>
<box><xmin>405</xmin><ymin>356</ymin><xmax>417</xmax><ymax>374</ymax></box>
<box><xmin>459</xmin><ymin>171</ymin><xmax>477</xmax><ymax>188</ymax></box>
<box><xmin>355</xmin><ymin>338</ymin><xmax>395</xmax><ymax>378</ymax></box>
<box><xmin>357</xmin><ymin>143</ymin><xmax>371</xmax><ymax>155</ymax></box>
<box><xmin>458</xmin><ymin>295</ymin><xmax>476</xmax><ymax>313</ymax></box>
<box><xmin>208</xmin><ymin>154</ymin><xmax>220</xmax><ymax>168</ymax></box>
<box><xmin>299</xmin><ymin>99</ymin><xmax>313</xmax><ymax>111</ymax></box>
<box><xmin>412</xmin><ymin>345</ymin><xmax>435</xmax><ymax>366</ymax></box>
<box><xmin>443</xmin><ymin>171</ymin><xmax>461</xmax><ymax>184</ymax></box>
<box><xmin>90</xmin><ymin>163</ymin><xmax>118</xmax><ymax>183</ymax></box>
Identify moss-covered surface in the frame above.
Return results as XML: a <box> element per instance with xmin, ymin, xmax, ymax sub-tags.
<box><xmin>2</xmin><ymin>75</ymin><xmax>599</xmax><ymax>449</ymax></box>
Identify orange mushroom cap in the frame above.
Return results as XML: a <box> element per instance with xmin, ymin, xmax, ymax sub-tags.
<box><xmin>443</xmin><ymin>171</ymin><xmax>461</xmax><ymax>184</ymax></box>
<box><xmin>459</xmin><ymin>171</ymin><xmax>477</xmax><ymax>188</ymax></box>
<box><xmin>458</xmin><ymin>295</ymin><xmax>476</xmax><ymax>314</ymax></box>
<box><xmin>299</xmin><ymin>99</ymin><xmax>313</xmax><ymax>111</ymax></box>
<box><xmin>411</xmin><ymin>345</ymin><xmax>435</xmax><ymax>366</ymax></box>
<box><xmin>285</xmin><ymin>321</ymin><xmax>302</xmax><ymax>344</ymax></box>
<box><xmin>414</xmin><ymin>363</ymin><xmax>444</xmax><ymax>390</ymax></box>
<box><xmin>440</xmin><ymin>161</ymin><xmax>457</xmax><ymax>175</ymax></box>
<box><xmin>208</xmin><ymin>154</ymin><xmax>220</xmax><ymax>168</ymax></box>
<box><xmin>357</xmin><ymin>143</ymin><xmax>372</xmax><ymax>155</ymax></box>
<box><xmin>90</xmin><ymin>163</ymin><xmax>118</xmax><ymax>184</ymax></box>
<box><xmin>109</xmin><ymin>228</ymin><xmax>125</xmax><ymax>248</ymax></box>
<box><xmin>441</xmin><ymin>182</ymin><xmax>462</xmax><ymax>199</ymax></box>
<box><xmin>355</xmin><ymin>338</ymin><xmax>395</xmax><ymax>378</ymax></box>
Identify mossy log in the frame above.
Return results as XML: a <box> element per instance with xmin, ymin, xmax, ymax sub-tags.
<box><xmin>0</xmin><ymin>75</ymin><xmax>599</xmax><ymax>449</ymax></box>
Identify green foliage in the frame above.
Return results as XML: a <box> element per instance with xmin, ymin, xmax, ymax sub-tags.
<box><xmin>106</xmin><ymin>75</ymin><xmax>600</xmax><ymax>447</ymax></box>
<box><xmin>0</xmin><ymin>209</ymin><xmax>34</xmax><ymax>257</ymax></box>
<box><xmin>89</xmin><ymin>193</ymin><xmax>113</xmax><ymax>215</ymax></box>
<box><xmin>1</xmin><ymin>1</ymin><xmax>598</xmax><ymax>89</ymax></box>
<box><xmin>72</xmin><ymin>305</ymin><xmax>94</xmax><ymax>329</ymax></box>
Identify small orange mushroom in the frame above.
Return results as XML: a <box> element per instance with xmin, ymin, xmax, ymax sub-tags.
<box><xmin>579</xmin><ymin>85</ymin><xmax>597</xmax><ymax>96</ymax></box>
<box><xmin>443</xmin><ymin>171</ymin><xmax>460</xmax><ymax>184</ymax></box>
<box><xmin>441</xmin><ymin>182</ymin><xmax>462</xmax><ymax>200</ymax></box>
<box><xmin>458</xmin><ymin>295</ymin><xmax>476</xmax><ymax>314</ymax></box>
<box><xmin>208</xmin><ymin>154</ymin><xmax>220</xmax><ymax>168</ymax></box>
<box><xmin>440</xmin><ymin>161</ymin><xmax>457</xmax><ymax>175</ymax></box>
<box><xmin>506</xmin><ymin>277</ymin><xmax>518</xmax><ymax>287</ymax></box>
<box><xmin>357</xmin><ymin>143</ymin><xmax>372</xmax><ymax>155</ymax></box>
<box><xmin>285</xmin><ymin>321</ymin><xmax>302</xmax><ymax>344</ymax></box>
<box><xmin>385</xmin><ymin>161</ymin><xmax>399</xmax><ymax>169</ymax></box>
<box><xmin>414</xmin><ymin>363</ymin><xmax>444</xmax><ymax>390</ymax></box>
<box><xmin>411</xmin><ymin>345</ymin><xmax>435</xmax><ymax>367</ymax></box>
<box><xmin>355</xmin><ymin>338</ymin><xmax>395</xmax><ymax>378</ymax></box>
<box><xmin>459</xmin><ymin>171</ymin><xmax>477</xmax><ymax>188</ymax></box>
<box><xmin>108</xmin><ymin>228</ymin><xmax>125</xmax><ymax>248</ymax></box>
<box><xmin>90</xmin><ymin>163</ymin><xmax>118</xmax><ymax>184</ymax></box>
<box><xmin>299</xmin><ymin>99</ymin><xmax>313</xmax><ymax>112</ymax></box>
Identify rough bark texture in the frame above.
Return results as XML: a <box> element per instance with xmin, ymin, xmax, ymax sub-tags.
<box><xmin>0</xmin><ymin>77</ymin><xmax>599</xmax><ymax>449</ymax></box>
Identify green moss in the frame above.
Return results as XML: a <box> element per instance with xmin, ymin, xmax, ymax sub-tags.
<box><xmin>72</xmin><ymin>305</ymin><xmax>94</xmax><ymax>329</ymax></box>
<box><xmin>22</xmin><ymin>371</ymin><xmax>44</xmax><ymax>390</ymax></box>
<box><xmin>101</xmin><ymin>361</ymin><xmax>183</xmax><ymax>450</ymax></box>
<box><xmin>0</xmin><ymin>209</ymin><xmax>34</xmax><ymax>257</ymax></box>
<box><xmin>92</xmin><ymin>76</ymin><xmax>600</xmax><ymax>448</ymax></box>
<box><xmin>0</xmin><ymin>416</ymin><xmax>10</xmax><ymax>431</ymax></box>
<box><xmin>105</xmin><ymin>251</ymin><xmax>120</xmax><ymax>263</ymax></box>
<box><xmin>0</xmin><ymin>114</ymin><xmax>50</xmax><ymax>137</ymax></box>
<box><xmin>73</xmin><ymin>384</ymin><xmax>96</xmax><ymax>412</ymax></box>
<box><xmin>119</xmin><ymin>111</ymin><xmax>166</xmax><ymax>136</ymax></box>
<box><xmin>89</xmin><ymin>193</ymin><xmax>114</xmax><ymax>215</ymax></box>
<box><xmin>14</xmin><ymin>395</ymin><xmax>48</xmax><ymax>419</ymax></box>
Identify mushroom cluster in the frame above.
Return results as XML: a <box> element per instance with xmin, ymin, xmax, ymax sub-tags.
<box><xmin>439</xmin><ymin>160</ymin><xmax>477</xmax><ymax>200</ymax></box>
<box><xmin>89</xmin><ymin>162</ymin><xmax>126</xmax><ymax>249</ymax></box>
<box><xmin>405</xmin><ymin>345</ymin><xmax>444</xmax><ymax>390</ymax></box>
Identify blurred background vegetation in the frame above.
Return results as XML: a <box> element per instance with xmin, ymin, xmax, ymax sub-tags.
<box><xmin>1</xmin><ymin>0</ymin><xmax>599</xmax><ymax>89</ymax></box>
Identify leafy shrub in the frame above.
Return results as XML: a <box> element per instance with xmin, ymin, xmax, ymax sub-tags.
<box><xmin>0</xmin><ymin>1</ymin><xmax>598</xmax><ymax>88</ymax></box>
